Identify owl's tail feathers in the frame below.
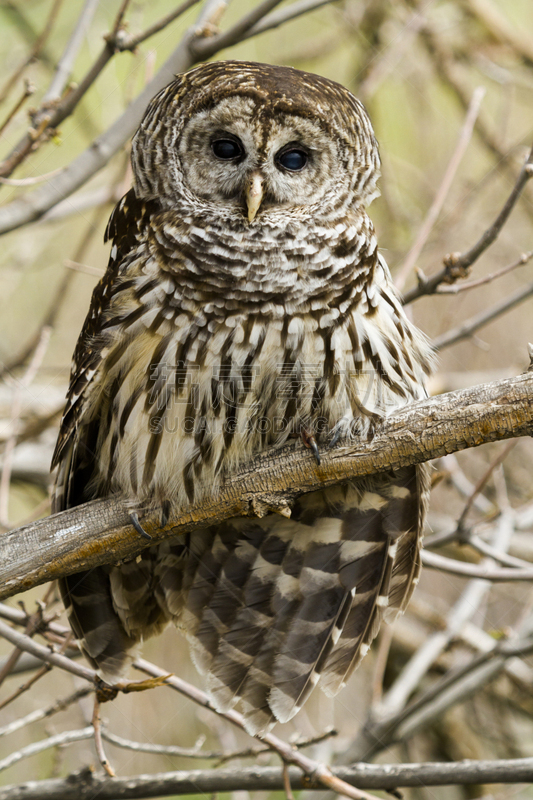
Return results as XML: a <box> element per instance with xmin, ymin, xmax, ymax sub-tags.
<box><xmin>60</xmin><ymin>554</ymin><xmax>170</xmax><ymax>684</ymax></box>
<box><xmin>60</xmin><ymin>569</ymin><xmax>140</xmax><ymax>683</ymax></box>
<box><xmin>319</xmin><ymin>464</ymin><xmax>428</xmax><ymax>697</ymax></box>
<box><xmin>181</xmin><ymin>465</ymin><xmax>426</xmax><ymax>736</ymax></box>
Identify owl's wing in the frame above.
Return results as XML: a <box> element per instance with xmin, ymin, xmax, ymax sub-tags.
<box><xmin>52</xmin><ymin>189</ymin><xmax>164</xmax><ymax>682</ymax></box>
<box><xmin>52</xmin><ymin>189</ymin><xmax>155</xmax><ymax>512</ymax></box>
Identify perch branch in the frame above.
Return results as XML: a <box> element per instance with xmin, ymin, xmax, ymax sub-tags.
<box><xmin>1</xmin><ymin>370</ymin><xmax>533</xmax><ymax>600</ymax></box>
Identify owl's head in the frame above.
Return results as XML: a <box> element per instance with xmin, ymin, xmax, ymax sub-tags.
<box><xmin>132</xmin><ymin>61</ymin><xmax>380</xmax><ymax>223</ymax></box>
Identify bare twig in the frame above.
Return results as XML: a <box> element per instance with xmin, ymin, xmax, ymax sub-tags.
<box><xmin>0</xmin><ymin>726</ymin><xmax>94</xmax><ymax>774</ymax></box>
<box><xmin>239</xmin><ymin>0</ymin><xmax>337</xmax><ymax>40</ymax></box>
<box><xmin>118</xmin><ymin>0</ymin><xmax>202</xmax><ymax>51</ymax></box>
<box><xmin>0</xmin><ymin>325</ymin><xmax>51</xmax><ymax>528</ymax></box>
<box><xmin>467</xmin><ymin>534</ymin><xmax>533</xmax><ymax>569</ymax></box>
<box><xmin>0</xmin><ymin>201</ymin><xmax>108</xmax><ymax>380</ymax></box>
<box><xmin>434</xmin><ymin>250</ymin><xmax>533</xmax><ymax>294</ymax></box>
<box><xmin>372</xmin><ymin>501</ymin><xmax>516</xmax><ymax>724</ymax></box>
<box><xmin>192</xmin><ymin>0</ymin><xmax>286</xmax><ymax>56</ymax></box>
<box><xmin>92</xmin><ymin>699</ymin><xmax>115</xmax><ymax>777</ymax></box>
<box><xmin>403</xmin><ymin>143</ymin><xmax>533</xmax><ymax>304</ymax></box>
<box><xmin>395</xmin><ymin>86</ymin><xmax>486</xmax><ymax>290</ymax></box>
<box><xmin>0</xmin><ymin>663</ymin><xmax>52</xmax><ymax>711</ymax></box>
<box><xmin>434</xmin><ymin>280</ymin><xmax>533</xmax><ymax>349</ymax></box>
<box><xmin>418</xmin><ymin>21</ymin><xmax>516</xmax><ymax>168</ymax></box>
<box><xmin>0</xmin><ymin>618</ymin><xmax>378</xmax><ymax>800</ymax></box>
<box><xmin>0</xmin><ymin>0</ymin><xmax>63</xmax><ymax>105</ymax></box>
<box><xmin>421</xmin><ymin>549</ymin><xmax>533</xmax><ymax>581</ymax></box>
<box><xmin>0</xmin><ymin>687</ymin><xmax>92</xmax><ymax>737</ymax></box>
<box><xmin>456</xmin><ymin>439</ymin><xmax>517</xmax><ymax>531</ymax></box>
<box><xmin>0</xmin><ymin>167</ymin><xmax>63</xmax><ymax>186</ymax></box>
<box><xmin>0</xmin><ymin>80</ymin><xmax>35</xmax><ymax>137</ymax></box>
<box><xmin>42</xmin><ymin>0</ymin><xmax>101</xmax><ymax>104</ymax></box>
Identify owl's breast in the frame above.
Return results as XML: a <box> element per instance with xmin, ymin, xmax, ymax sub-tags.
<box><xmin>87</xmin><ymin>278</ymin><xmax>429</xmax><ymax>511</ymax></box>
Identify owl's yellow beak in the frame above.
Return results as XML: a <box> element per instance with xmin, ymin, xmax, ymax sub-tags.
<box><xmin>246</xmin><ymin>172</ymin><xmax>264</xmax><ymax>222</ymax></box>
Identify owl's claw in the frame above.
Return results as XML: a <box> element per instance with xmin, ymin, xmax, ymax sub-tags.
<box><xmin>301</xmin><ymin>428</ymin><xmax>321</xmax><ymax>465</ymax></box>
<box><xmin>160</xmin><ymin>500</ymin><xmax>171</xmax><ymax>528</ymax></box>
<box><xmin>329</xmin><ymin>427</ymin><xmax>342</xmax><ymax>449</ymax></box>
<box><xmin>130</xmin><ymin>511</ymin><xmax>152</xmax><ymax>540</ymax></box>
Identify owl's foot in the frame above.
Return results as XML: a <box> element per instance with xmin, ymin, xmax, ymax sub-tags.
<box><xmin>130</xmin><ymin>511</ymin><xmax>152</xmax><ymax>540</ymax></box>
<box><xmin>301</xmin><ymin>427</ymin><xmax>321</xmax><ymax>465</ymax></box>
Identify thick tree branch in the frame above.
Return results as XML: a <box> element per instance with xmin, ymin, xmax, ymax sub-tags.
<box><xmin>1</xmin><ymin>370</ymin><xmax>533</xmax><ymax>601</ymax></box>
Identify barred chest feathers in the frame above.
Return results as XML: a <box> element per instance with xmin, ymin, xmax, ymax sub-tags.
<box><xmin>89</xmin><ymin>209</ymin><xmax>431</xmax><ymax>509</ymax></box>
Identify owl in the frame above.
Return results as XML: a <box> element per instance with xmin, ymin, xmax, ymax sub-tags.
<box><xmin>52</xmin><ymin>61</ymin><xmax>434</xmax><ymax>736</ymax></box>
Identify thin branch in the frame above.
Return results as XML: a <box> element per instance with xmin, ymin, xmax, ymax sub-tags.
<box><xmin>0</xmin><ymin>663</ymin><xmax>52</xmax><ymax>711</ymax></box>
<box><xmin>0</xmin><ymin>617</ymin><xmax>96</xmax><ymax>682</ymax></box>
<box><xmin>239</xmin><ymin>0</ymin><xmax>336</xmax><ymax>40</ymax></box>
<box><xmin>395</xmin><ymin>86</ymin><xmax>485</xmax><ymax>290</ymax></box>
<box><xmin>192</xmin><ymin>0</ymin><xmax>287</xmax><ymax>57</ymax></box>
<box><xmin>434</xmin><ymin>280</ymin><xmax>533</xmax><ymax>349</ymax></box>
<box><xmin>3</xmin><ymin>369</ymin><xmax>533</xmax><ymax>600</ymax></box>
<box><xmin>0</xmin><ymin>79</ymin><xmax>35</xmax><ymax>137</ymax></box>
<box><xmin>0</xmin><ymin>167</ymin><xmax>63</xmax><ymax>186</ymax></box>
<box><xmin>0</xmin><ymin>201</ymin><xmax>108</xmax><ymax>380</ymax></box>
<box><xmin>434</xmin><ymin>250</ymin><xmax>533</xmax><ymax>294</ymax></box>
<box><xmin>403</xmin><ymin>143</ymin><xmax>533</xmax><ymax>303</ymax></box>
<box><xmin>456</xmin><ymin>439</ymin><xmax>517</xmax><ymax>530</ymax></box>
<box><xmin>389</xmin><ymin>633</ymin><xmax>533</xmax><ymax>745</ymax></box>
<box><xmin>376</xmin><ymin>502</ymin><xmax>516</xmax><ymax>723</ymax></box>
<box><xmin>467</xmin><ymin>534</ymin><xmax>533</xmax><ymax>569</ymax></box>
<box><xmin>42</xmin><ymin>0</ymin><xmax>101</xmax><ymax>103</ymax></box>
<box><xmin>421</xmin><ymin>549</ymin><xmax>533</xmax><ymax>581</ymax></box>
<box><xmin>0</xmin><ymin>0</ymin><xmax>139</xmax><ymax>178</ymax></box>
<box><xmin>0</xmin><ymin>687</ymin><xmax>92</xmax><ymax>737</ymax></box>
<box><xmin>0</xmin><ymin>727</ymin><xmax>94</xmax><ymax>774</ymax></box>
<box><xmin>418</xmin><ymin>21</ymin><xmax>517</xmax><ymax>169</ymax></box>
<box><xmin>0</xmin><ymin>0</ymin><xmax>64</xmax><ymax>105</ymax></box>
<box><xmin>92</xmin><ymin>699</ymin><xmax>115</xmax><ymax>777</ymax></box>
<box><xmin>119</xmin><ymin>0</ymin><xmax>203</xmax><ymax>51</ymax></box>
<box><xmin>344</xmin><ymin>621</ymin><xmax>533</xmax><ymax>763</ymax></box>
<box><xmin>0</xmin><ymin>325</ymin><xmax>51</xmax><ymax>527</ymax></box>
<box><xmin>1</xmin><ymin>757</ymin><xmax>533</xmax><ymax>799</ymax></box>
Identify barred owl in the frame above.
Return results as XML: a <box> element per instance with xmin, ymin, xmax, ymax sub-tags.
<box><xmin>52</xmin><ymin>61</ymin><xmax>434</xmax><ymax>735</ymax></box>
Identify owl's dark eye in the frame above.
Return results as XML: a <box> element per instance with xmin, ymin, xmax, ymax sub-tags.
<box><xmin>276</xmin><ymin>147</ymin><xmax>308</xmax><ymax>172</ymax></box>
<box><xmin>211</xmin><ymin>137</ymin><xmax>244</xmax><ymax>161</ymax></box>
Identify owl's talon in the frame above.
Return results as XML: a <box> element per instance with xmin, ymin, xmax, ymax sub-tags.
<box><xmin>130</xmin><ymin>511</ymin><xmax>151</xmax><ymax>540</ymax></box>
<box><xmin>301</xmin><ymin>428</ymin><xmax>321</xmax><ymax>465</ymax></box>
<box><xmin>160</xmin><ymin>500</ymin><xmax>171</xmax><ymax>528</ymax></box>
<box><xmin>329</xmin><ymin>428</ymin><xmax>342</xmax><ymax>449</ymax></box>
